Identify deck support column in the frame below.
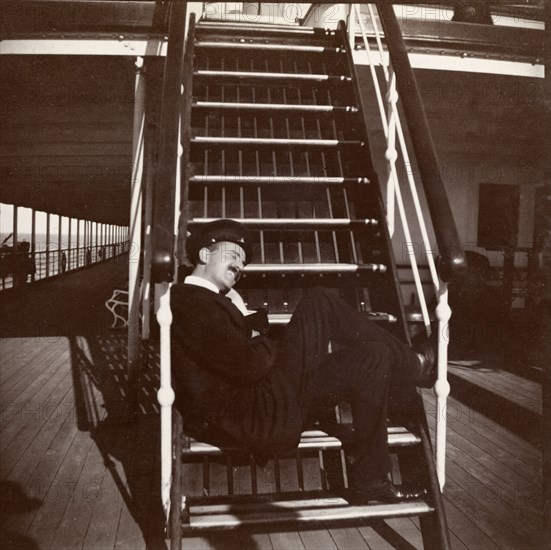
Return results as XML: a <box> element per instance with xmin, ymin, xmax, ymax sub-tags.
<box><xmin>77</xmin><ymin>219</ymin><xmax>81</xmax><ymax>268</ymax></box>
<box><xmin>68</xmin><ymin>218</ymin><xmax>72</xmax><ymax>270</ymax></box>
<box><xmin>127</xmin><ymin>56</ymin><xmax>146</xmax><ymax>412</ymax></box>
<box><xmin>31</xmin><ymin>209</ymin><xmax>36</xmax><ymax>282</ymax></box>
<box><xmin>12</xmin><ymin>206</ymin><xmax>18</xmax><ymax>286</ymax></box>
<box><xmin>141</xmin><ymin>119</ymin><xmax>154</xmax><ymax>340</ymax></box>
<box><xmin>57</xmin><ymin>215</ymin><xmax>61</xmax><ymax>275</ymax></box>
<box><xmin>46</xmin><ymin>213</ymin><xmax>51</xmax><ymax>278</ymax></box>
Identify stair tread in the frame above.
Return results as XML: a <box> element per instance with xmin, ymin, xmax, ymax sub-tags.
<box><xmin>185</xmin><ymin>500</ymin><xmax>433</xmax><ymax>529</ymax></box>
<box><xmin>189</xmin><ymin>217</ymin><xmax>378</xmax><ymax>228</ymax></box>
<box><xmin>198</xmin><ymin>21</ymin><xmax>313</xmax><ymax>32</ymax></box>
<box><xmin>194</xmin><ymin>69</ymin><xmax>351</xmax><ymax>82</ymax></box>
<box><xmin>184</xmin><ymin>428</ymin><xmax>420</xmax><ymax>456</ymax></box>
<box><xmin>196</xmin><ymin>40</ymin><xmax>342</xmax><ymax>53</ymax></box>
<box><xmin>193</xmin><ymin>101</ymin><xmax>358</xmax><ymax>112</ymax></box>
<box><xmin>192</xmin><ymin>137</ymin><xmax>364</xmax><ymax>147</ymax></box>
<box><xmin>243</xmin><ymin>263</ymin><xmax>387</xmax><ymax>273</ymax></box>
<box><xmin>267</xmin><ymin>312</ymin><xmax>397</xmax><ymax>324</ymax></box>
<box><xmin>191</xmin><ymin>175</ymin><xmax>369</xmax><ymax>184</ymax></box>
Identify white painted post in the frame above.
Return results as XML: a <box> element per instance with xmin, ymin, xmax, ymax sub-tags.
<box><xmin>12</xmin><ymin>206</ymin><xmax>17</xmax><ymax>252</ymax></box>
<box><xmin>31</xmin><ymin>209</ymin><xmax>35</xmax><ymax>282</ymax></box>
<box><xmin>77</xmin><ymin>219</ymin><xmax>81</xmax><ymax>268</ymax></box>
<box><xmin>434</xmin><ymin>282</ymin><xmax>451</xmax><ymax>489</ymax></box>
<box><xmin>141</xmin><ymin>126</ymin><xmax>154</xmax><ymax>340</ymax></box>
<box><xmin>385</xmin><ymin>66</ymin><xmax>398</xmax><ymax>237</ymax></box>
<box><xmin>67</xmin><ymin>218</ymin><xmax>72</xmax><ymax>270</ymax></box>
<box><xmin>128</xmin><ymin>56</ymin><xmax>146</xmax><ymax>387</ymax></box>
<box><xmin>57</xmin><ymin>215</ymin><xmax>61</xmax><ymax>275</ymax></box>
<box><xmin>348</xmin><ymin>3</ymin><xmax>356</xmax><ymax>52</ymax></box>
<box><xmin>157</xmin><ymin>282</ymin><xmax>175</xmax><ymax>514</ymax></box>
<box><xmin>46</xmin><ymin>213</ymin><xmax>51</xmax><ymax>278</ymax></box>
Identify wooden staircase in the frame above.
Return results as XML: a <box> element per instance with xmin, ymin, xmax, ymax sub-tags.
<box><xmin>166</xmin><ymin>15</ymin><xmax>451</xmax><ymax>550</ymax></box>
<box><xmin>183</xmin><ymin>19</ymin><xmax>408</xmax><ymax>336</ymax></box>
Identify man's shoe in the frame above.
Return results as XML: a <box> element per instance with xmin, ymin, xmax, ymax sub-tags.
<box><xmin>412</xmin><ymin>330</ymin><xmax>438</xmax><ymax>388</ymax></box>
<box><xmin>348</xmin><ymin>478</ymin><xmax>425</xmax><ymax>505</ymax></box>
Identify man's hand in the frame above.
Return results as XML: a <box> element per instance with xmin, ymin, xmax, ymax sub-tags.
<box><xmin>245</xmin><ymin>309</ymin><xmax>270</xmax><ymax>336</ymax></box>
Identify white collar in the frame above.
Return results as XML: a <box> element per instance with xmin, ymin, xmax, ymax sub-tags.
<box><xmin>183</xmin><ymin>275</ymin><xmax>253</xmax><ymax>316</ymax></box>
<box><xmin>184</xmin><ymin>275</ymin><xmax>219</xmax><ymax>294</ymax></box>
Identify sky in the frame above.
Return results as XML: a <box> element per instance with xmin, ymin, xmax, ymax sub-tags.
<box><xmin>0</xmin><ymin>204</ymin><xmax>53</xmax><ymax>235</ymax></box>
<box><xmin>0</xmin><ymin>203</ymin><xmax>123</xmax><ymax>240</ymax></box>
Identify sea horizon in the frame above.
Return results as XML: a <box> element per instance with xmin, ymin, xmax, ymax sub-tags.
<box><xmin>1</xmin><ymin>232</ymin><xmax>106</xmax><ymax>251</ymax></box>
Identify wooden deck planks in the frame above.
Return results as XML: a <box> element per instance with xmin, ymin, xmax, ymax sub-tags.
<box><xmin>3</xmin><ymin>401</ymin><xmax>80</xmax><ymax>538</ymax></box>
<box><xmin>440</xmin><ymin>426</ymin><xmax>541</xmax><ymax>525</ymax></box>
<box><xmin>268</xmin><ymin>529</ymin><xmax>307</xmax><ymax>549</ymax></box>
<box><xmin>238</xmin><ymin>528</ymin><xmax>274</xmax><ymax>549</ymax></box>
<box><xmin>441</xmin><ymin>497</ymin><xmax>501</xmax><ymax>550</ymax></box>
<box><xmin>24</xmin><ymin>412</ymin><xmax>106</xmax><ymax>548</ymax></box>
<box><xmin>448</xmin><ymin>363</ymin><xmax>542</xmax><ymax>415</ymax></box>
<box><xmin>422</xmin><ymin>389</ymin><xmax>540</xmax><ymax>469</ymax></box>
<box><xmin>0</xmin><ymin>337</ymin><xmax>58</xmax><ymax>383</ymax></box>
<box><xmin>423</xmin><ymin>402</ymin><xmax>544</xmax><ymax>549</ymax></box>
<box><xmin>3</xmin><ymin>380</ymin><xmax>76</xmax><ymax>494</ymax></box>
<box><xmin>0</xmin><ymin>336</ymin><xmax>69</xmax><ymax>400</ymax></box>
<box><xmin>298</xmin><ymin>527</ymin><xmax>338</xmax><ymax>549</ymax></box>
<box><xmin>1</xmin><ymin>355</ymin><xmax>73</xmax><ymax>476</ymax></box>
<box><xmin>328</xmin><ymin>526</ymin><xmax>371</xmax><ymax>549</ymax></box>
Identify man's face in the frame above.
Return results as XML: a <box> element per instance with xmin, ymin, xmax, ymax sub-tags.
<box><xmin>200</xmin><ymin>241</ymin><xmax>246</xmax><ymax>292</ymax></box>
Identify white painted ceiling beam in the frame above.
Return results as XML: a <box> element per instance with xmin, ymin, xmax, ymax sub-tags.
<box><xmin>353</xmin><ymin>50</ymin><xmax>545</xmax><ymax>79</ymax></box>
<box><xmin>0</xmin><ymin>37</ymin><xmax>167</xmax><ymax>56</ymax></box>
<box><xmin>0</xmin><ymin>36</ymin><xmax>543</xmax><ymax>79</ymax></box>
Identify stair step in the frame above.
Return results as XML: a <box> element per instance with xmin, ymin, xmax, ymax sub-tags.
<box><xmin>192</xmin><ymin>137</ymin><xmax>364</xmax><ymax>148</ymax></box>
<box><xmin>189</xmin><ymin>217</ymin><xmax>378</xmax><ymax>229</ymax></box>
<box><xmin>243</xmin><ymin>263</ymin><xmax>387</xmax><ymax>274</ymax></box>
<box><xmin>189</xmin><ymin>495</ymin><xmax>429</xmax><ymax>515</ymax></box>
<box><xmin>193</xmin><ymin>101</ymin><xmax>358</xmax><ymax>113</ymax></box>
<box><xmin>194</xmin><ymin>69</ymin><xmax>352</xmax><ymax>82</ymax></box>
<box><xmin>196</xmin><ymin>40</ymin><xmax>343</xmax><ymax>54</ymax></box>
<box><xmin>184</xmin><ymin>427</ymin><xmax>420</xmax><ymax>457</ymax></box>
<box><xmin>268</xmin><ymin>311</ymin><xmax>398</xmax><ymax>324</ymax></box>
<box><xmin>197</xmin><ymin>21</ymin><xmax>315</xmax><ymax>34</ymax></box>
<box><xmin>268</xmin><ymin>312</ymin><xmax>398</xmax><ymax>325</ymax></box>
<box><xmin>184</xmin><ymin>499</ymin><xmax>433</xmax><ymax>530</ymax></box>
<box><xmin>191</xmin><ymin>175</ymin><xmax>369</xmax><ymax>185</ymax></box>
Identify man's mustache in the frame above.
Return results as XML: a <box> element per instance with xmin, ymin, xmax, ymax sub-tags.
<box><xmin>228</xmin><ymin>265</ymin><xmax>242</xmax><ymax>281</ymax></box>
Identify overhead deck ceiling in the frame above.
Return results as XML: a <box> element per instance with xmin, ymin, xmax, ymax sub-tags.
<box><xmin>0</xmin><ymin>1</ymin><xmax>547</xmax><ymax>226</ymax></box>
<box><xmin>1</xmin><ymin>1</ymin><xmax>545</xmax><ymax>60</ymax></box>
<box><xmin>0</xmin><ymin>0</ymin><xmax>170</xmax><ymax>38</ymax></box>
<box><xmin>0</xmin><ymin>55</ymin><xmax>164</xmax><ymax>225</ymax></box>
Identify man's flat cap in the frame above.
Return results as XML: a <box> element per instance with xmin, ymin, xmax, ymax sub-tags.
<box><xmin>186</xmin><ymin>219</ymin><xmax>253</xmax><ymax>265</ymax></box>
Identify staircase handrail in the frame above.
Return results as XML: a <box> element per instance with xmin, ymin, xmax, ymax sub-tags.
<box><xmin>151</xmin><ymin>0</ymin><xmax>188</xmax><ymax>284</ymax></box>
<box><xmin>348</xmin><ymin>3</ymin><xmax>463</xmax><ymax>487</ymax></box>
<box><xmin>351</xmin><ymin>4</ymin><xmax>435</xmax><ymax>335</ymax></box>
<box><xmin>374</xmin><ymin>2</ymin><xmax>465</xmax><ymax>282</ymax></box>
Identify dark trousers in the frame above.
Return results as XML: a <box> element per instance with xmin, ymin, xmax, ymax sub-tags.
<box><xmin>275</xmin><ymin>288</ymin><xmax>420</xmax><ymax>484</ymax></box>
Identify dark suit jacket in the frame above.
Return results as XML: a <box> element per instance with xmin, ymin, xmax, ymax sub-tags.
<box><xmin>171</xmin><ymin>283</ymin><xmax>303</xmax><ymax>453</ymax></box>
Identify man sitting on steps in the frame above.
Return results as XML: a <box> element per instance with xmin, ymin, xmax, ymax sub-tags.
<box><xmin>171</xmin><ymin>219</ymin><xmax>437</xmax><ymax>503</ymax></box>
